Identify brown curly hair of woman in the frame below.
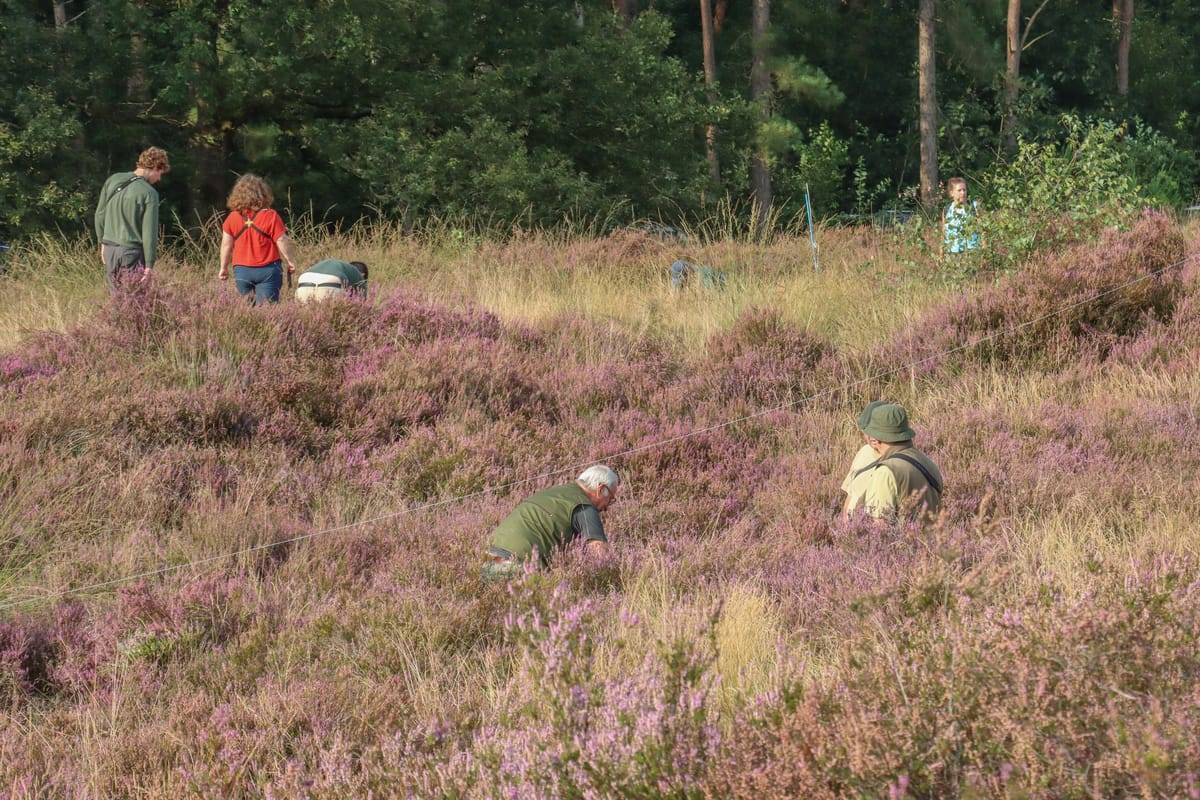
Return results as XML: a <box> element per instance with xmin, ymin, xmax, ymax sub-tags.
<box><xmin>226</xmin><ymin>174</ymin><xmax>274</xmax><ymax>213</ymax></box>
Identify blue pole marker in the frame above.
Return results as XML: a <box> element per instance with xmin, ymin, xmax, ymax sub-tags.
<box><xmin>805</xmin><ymin>184</ymin><xmax>820</xmax><ymax>271</ymax></box>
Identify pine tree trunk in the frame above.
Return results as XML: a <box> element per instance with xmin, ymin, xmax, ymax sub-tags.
<box><xmin>918</xmin><ymin>0</ymin><xmax>938</xmax><ymax>209</ymax></box>
<box><xmin>700</xmin><ymin>0</ymin><xmax>720</xmax><ymax>184</ymax></box>
<box><xmin>1001</xmin><ymin>0</ymin><xmax>1021</xmax><ymax>152</ymax></box>
<box><xmin>1114</xmin><ymin>0</ymin><xmax>1133</xmax><ymax>97</ymax></box>
<box><xmin>750</xmin><ymin>0</ymin><xmax>772</xmax><ymax>236</ymax></box>
<box><xmin>613</xmin><ymin>0</ymin><xmax>638</xmax><ymax>26</ymax></box>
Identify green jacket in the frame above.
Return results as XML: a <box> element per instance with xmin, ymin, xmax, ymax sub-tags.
<box><xmin>489</xmin><ymin>483</ymin><xmax>598</xmax><ymax>567</ymax></box>
<box><xmin>94</xmin><ymin>172</ymin><xmax>161</xmax><ymax>267</ymax></box>
<box><xmin>305</xmin><ymin>259</ymin><xmax>366</xmax><ymax>296</ymax></box>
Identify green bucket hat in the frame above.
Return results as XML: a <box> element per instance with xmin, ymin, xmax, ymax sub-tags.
<box><xmin>856</xmin><ymin>400</ymin><xmax>888</xmax><ymax>431</ymax></box>
<box><xmin>858</xmin><ymin>402</ymin><xmax>916</xmax><ymax>443</ymax></box>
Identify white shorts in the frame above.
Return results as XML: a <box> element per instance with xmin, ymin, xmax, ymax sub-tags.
<box><xmin>295</xmin><ymin>272</ymin><xmax>345</xmax><ymax>303</ymax></box>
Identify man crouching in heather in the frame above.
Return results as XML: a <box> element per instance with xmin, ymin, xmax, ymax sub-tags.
<box><xmin>841</xmin><ymin>401</ymin><xmax>943</xmax><ymax>524</ymax></box>
<box><xmin>482</xmin><ymin>465</ymin><xmax>619</xmax><ymax>581</ymax></box>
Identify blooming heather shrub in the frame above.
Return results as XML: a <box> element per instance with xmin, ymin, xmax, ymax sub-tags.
<box><xmin>0</xmin><ymin>443</ymin><xmax>152</xmax><ymax>554</ymax></box>
<box><xmin>0</xmin><ymin>615</ymin><xmax>56</xmax><ymax>699</ymax></box>
<box><xmin>729</xmin><ymin>515</ymin><xmax>993</xmax><ymax>637</ymax></box>
<box><xmin>693</xmin><ymin>308</ymin><xmax>838</xmax><ymax>407</ymax></box>
<box><xmin>535</xmin><ymin>315</ymin><xmax>681</xmax><ymax>416</ymax></box>
<box><xmin>297</xmin><ymin>527</ymin><xmax>398</xmax><ymax>590</ymax></box>
<box><xmin>347</xmin><ymin>337</ymin><xmax>558</xmax><ymax>442</ymax></box>
<box><xmin>244</xmin><ymin>355</ymin><xmax>341</xmax><ymax>423</ymax></box>
<box><xmin>40</xmin><ymin>576</ymin><xmax>256</xmax><ymax>702</ymax></box>
<box><xmin>385</xmin><ymin>584</ymin><xmax>722</xmax><ymax>798</ymax></box>
<box><xmin>743</xmin><ymin>449</ymin><xmax>845</xmax><ymax>531</ymax></box>
<box><xmin>374</xmin><ymin>287</ymin><xmax>504</xmax><ymax>345</ymax></box>
<box><xmin>8</xmin><ymin>221</ymin><xmax>1200</xmax><ymax>797</ymax></box>
<box><xmin>375</xmin><ymin>409</ymin><xmax>552</xmax><ymax>504</ymax></box>
<box><xmin>267</xmin><ymin>298</ymin><xmax>376</xmax><ymax>359</ymax></box>
<box><xmin>0</xmin><ymin>346</ymin><xmax>59</xmax><ymax>395</ymax></box>
<box><xmin>892</xmin><ymin>210</ymin><xmax>1186</xmax><ymax>375</ymax></box>
<box><xmin>937</xmin><ymin>390</ymin><xmax>1200</xmax><ymax>528</ymax></box>
<box><xmin>235</xmin><ymin>356</ymin><xmax>345</xmax><ymax>454</ymax></box>
<box><xmin>612</xmin><ymin>415</ymin><xmax>777</xmax><ymax>541</ymax></box>
<box><xmin>111</xmin><ymin>386</ymin><xmax>253</xmax><ymax>448</ymax></box>
<box><xmin>705</xmin><ymin>564</ymin><xmax>1200</xmax><ymax>799</ymax></box>
<box><xmin>39</xmin><ymin>599</ymin><xmax>104</xmax><ymax>697</ymax></box>
<box><xmin>90</xmin><ymin>282</ymin><xmax>186</xmax><ymax>350</ymax></box>
<box><xmin>406</xmin><ymin>335</ymin><xmax>563</xmax><ymax>423</ymax></box>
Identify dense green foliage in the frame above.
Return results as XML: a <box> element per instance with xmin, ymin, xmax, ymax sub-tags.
<box><xmin>1</xmin><ymin>0</ymin><xmax>1199</xmax><ymax>242</ymax></box>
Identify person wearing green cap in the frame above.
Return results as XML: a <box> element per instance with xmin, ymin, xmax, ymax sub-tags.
<box><xmin>841</xmin><ymin>401</ymin><xmax>943</xmax><ymax>523</ymax></box>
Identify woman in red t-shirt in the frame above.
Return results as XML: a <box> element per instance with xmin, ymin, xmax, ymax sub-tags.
<box><xmin>218</xmin><ymin>174</ymin><xmax>297</xmax><ymax>304</ymax></box>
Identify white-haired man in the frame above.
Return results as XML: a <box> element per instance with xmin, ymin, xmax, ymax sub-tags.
<box><xmin>483</xmin><ymin>464</ymin><xmax>619</xmax><ymax>580</ymax></box>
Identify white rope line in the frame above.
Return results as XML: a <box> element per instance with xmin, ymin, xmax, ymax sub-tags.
<box><xmin>1</xmin><ymin>250</ymin><xmax>1194</xmax><ymax>613</ymax></box>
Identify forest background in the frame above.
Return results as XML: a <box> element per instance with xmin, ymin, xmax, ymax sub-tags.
<box><xmin>2</xmin><ymin>0</ymin><xmax>1200</xmax><ymax>246</ymax></box>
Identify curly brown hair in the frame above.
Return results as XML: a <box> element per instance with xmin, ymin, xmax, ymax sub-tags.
<box><xmin>226</xmin><ymin>174</ymin><xmax>274</xmax><ymax>213</ymax></box>
<box><xmin>136</xmin><ymin>147</ymin><xmax>170</xmax><ymax>172</ymax></box>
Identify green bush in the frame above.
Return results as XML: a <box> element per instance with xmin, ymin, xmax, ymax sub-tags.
<box><xmin>981</xmin><ymin>115</ymin><xmax>1197</xmax><ymax>271</ymax></box>
<box><xmin>772</xmin><ymin>121</ymin><xmax>851</xmax><ymax>220</ymax></box>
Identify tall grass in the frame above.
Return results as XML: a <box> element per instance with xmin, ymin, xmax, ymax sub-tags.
<box><xmin>0</xmin><ymin>235</ymin><xmax>107</xmax><ymax>349</ymax></box>
<box><xmin>0</xmin><ymin>211</ymin><xmax>1198</xmax><ymax>797</ymax></box>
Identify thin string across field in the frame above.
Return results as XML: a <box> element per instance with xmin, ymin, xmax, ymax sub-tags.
<box><xmin>2</xmin><ymin>252</ymin><xmax>1195</xmax><ymax>613</ymax></box>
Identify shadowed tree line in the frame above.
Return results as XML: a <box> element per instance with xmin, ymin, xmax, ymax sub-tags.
<box><xmin>1</xmin><ymin>0</ymin><xmax>1198</xmax><ymax>243</ymax></box>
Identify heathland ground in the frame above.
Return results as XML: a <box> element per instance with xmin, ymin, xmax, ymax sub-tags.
<box><xmin>1</xmin><ymin>212</ymin><xmax>1199</xmax><ymax>798</ymax></box>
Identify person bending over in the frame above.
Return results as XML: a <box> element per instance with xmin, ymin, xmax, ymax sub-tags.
<box><xmin>295</xmin><ymin>259</ymin><xmax>368</xmax><ymax>303</ymax></box>
<box><xmin>483</xmin><ymin>465</ymin><xmax>619</xmax><ymax>581</ymax></box>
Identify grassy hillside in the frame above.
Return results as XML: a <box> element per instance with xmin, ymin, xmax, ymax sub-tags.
<box><xmin>1</xmin><ymin>212</ymin><xmax>1199</xmax><ymax>798</ymax></box>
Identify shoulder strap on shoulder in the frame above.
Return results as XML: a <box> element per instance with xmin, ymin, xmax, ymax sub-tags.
<box><xmin>230</xmin><ymin>209</ymin><xmax>272</xmax><ymax>243</ymax></box>
<box><xmin>884</xmin><ymin>452</ymin><xmax>943</xmax><ymax>495</ymax></box>
<box><xmin>104</xmin><ymin>174</ymin><xmax>142</xmax><ymax>204</ymax></box>
<box><xmin>114</xmin><ymin>175</ymin><xmax>143</xmax><ymax>194</ymax></box>
<box><xmin>853</xmin><ymin>457</ymin><xmax>884</xmax><ymax>480</ymax></box>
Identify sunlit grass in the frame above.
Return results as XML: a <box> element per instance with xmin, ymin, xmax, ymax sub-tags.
<box><xmin>0</xmin><ymin>220</ymin><xmax>954</xmax><ymax>357</ymax></box>
<box><xmin>1</xmin><ymin>214</ymin><xmax>1198</xmax><ymax>797</ymax></box>
<box><xmin>0</xmin><ymin>236</ymin><xmax>106</xmax><ymax>348</ymax></box>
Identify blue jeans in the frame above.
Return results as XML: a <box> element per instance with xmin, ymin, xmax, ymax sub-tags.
<box><xmin>233</xmin><ymin>261</ymin><xmax>283</xmax><ymax>304</ymax></box>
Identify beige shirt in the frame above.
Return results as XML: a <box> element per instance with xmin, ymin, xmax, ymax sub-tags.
<box><xmin>841</xmin><ymin>444</ymin><xmax>879</xmax><ymax>514</ymax></box>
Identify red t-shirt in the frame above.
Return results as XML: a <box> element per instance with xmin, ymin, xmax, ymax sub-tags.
<box><xmin>222</xmin><ymin>208</ymin><xmax>287</xmax><ymax>267</ymax></box>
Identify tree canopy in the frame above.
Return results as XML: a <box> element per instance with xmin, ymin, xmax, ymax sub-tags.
<box><xmin>1</xmin><ymin>0</ymin><xmax>1198</xmax><ymax>242</ymax></box>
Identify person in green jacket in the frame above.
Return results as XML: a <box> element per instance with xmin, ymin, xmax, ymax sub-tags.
<box><xmin>483</xmin><ymin>464</ymin><xmax>620</xmax><ymax>581</ymax></box>
<box><xmin>94</xmin><ymin>147</ymin><xmax>170</xmax><ymax>290</ymax></box>
<box><xmin>295</xmin><ymin>259</ymin><xmax>369</xmax><ymax>303</ymax></box>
